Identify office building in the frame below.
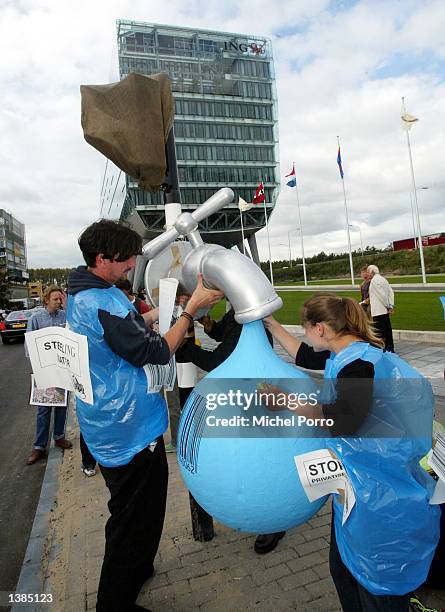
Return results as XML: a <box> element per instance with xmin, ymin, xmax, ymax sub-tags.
<box><xmin>101</xmin><ymin>21</ymin><xmax>280</xmax><ymax>254</ymax></box>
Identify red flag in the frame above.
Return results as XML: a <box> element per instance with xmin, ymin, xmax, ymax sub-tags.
<box><xmin>252</xmin><ymin>182</ymin><xmax>265</xmax><ymax>204</ymax></box>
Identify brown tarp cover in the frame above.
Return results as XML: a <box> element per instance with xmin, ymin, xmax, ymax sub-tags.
<box><xmin>80</xmin><ymin>72</ymin><xmax>174</xmax><ymax>192</ymax></box>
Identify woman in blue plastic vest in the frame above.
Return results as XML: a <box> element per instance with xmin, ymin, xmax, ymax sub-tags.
<box><xmin>264</xmin><ymin>293</ymin><xmax>439</xmax><ymax>612</ymax></box>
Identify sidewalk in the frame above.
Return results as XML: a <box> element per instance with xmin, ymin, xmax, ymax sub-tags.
<box><xmin>35</xmin><ymin>332</ymin><xmax>445</xmax><ymax>611</ymax></box>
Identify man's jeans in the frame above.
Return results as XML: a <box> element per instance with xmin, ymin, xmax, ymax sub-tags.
<box><xmin>34</xmin><ymin>406</ymin><xmax>68</xmax><ymax>450</ymax></box>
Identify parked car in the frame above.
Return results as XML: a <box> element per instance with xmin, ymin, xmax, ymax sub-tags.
<box><xmin>0</xmin><ymin>309</ymin><xmax>34</xmax><ymax>344</ymax></box>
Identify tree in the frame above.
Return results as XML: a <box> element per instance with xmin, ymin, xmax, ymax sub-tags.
<box><xmin>0</xmin><ymin>269</ymin><xmax>10</xmax><ymax>308</ymax></box>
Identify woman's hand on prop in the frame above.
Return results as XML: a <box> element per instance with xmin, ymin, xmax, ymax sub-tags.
<box><xmin>258</xmin><ymin>382</ymin><xmax>290</xmax><ymax>412</ymax></box>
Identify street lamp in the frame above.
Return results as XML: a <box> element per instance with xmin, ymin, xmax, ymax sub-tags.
<box><xmin>287</xmin><ymin>227</ymin><xmax>307</xmax><ymax>285</ymax></box>
<box><xmin>278</xmin><ymin>243</ymin><xmax>292</xmax><ymax>269</ymax></box>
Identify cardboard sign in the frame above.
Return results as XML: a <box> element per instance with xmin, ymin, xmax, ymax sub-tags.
<box><xmin>25</xmin><ymin>327</ymin><xmax>93</xmax><ymax>405</ymax></box>
<box><xmin>295</xmin><ymin>448</ymin><xmax>356</xmax><ymax>525</ymax></box>
<box><xmin>428</xmin><ymin>432</ymin><xmax>445</xmax><ymax>504</ymax></box>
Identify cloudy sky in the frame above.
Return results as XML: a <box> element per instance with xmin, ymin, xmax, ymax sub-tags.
<box><xmin>1</xmin><ymin>0</ymin><xmax>444</xmax><ymax>267</ymax></box>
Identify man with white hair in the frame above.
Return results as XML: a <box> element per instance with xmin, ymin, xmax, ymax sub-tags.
<box><xmin>367</xmin><ymin>265</ymin><xmax>395</xmax><ymax>352</ymax></box>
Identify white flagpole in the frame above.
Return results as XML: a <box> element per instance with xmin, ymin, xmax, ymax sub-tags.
<box><xmin>337</xmin><ymin>136</ymin><xmax>355</xmax><ymax>285</ymax></box>
<box><xmin>263</xmin><ymin>198</ymin><xmax>274</xmax><ymax>286</ymax></box>
<box><xmin>293</xmin><ymin>164</ymin><xmax>308</xmax><ymax>286</ymax></box>
<box><xmin>402</xmin><ymin>97</ymin><xmax>426</xmax><ymax>284</ymax></box>
<box><xmin>257</xmin><ymin>177</ymin><xmax>274</xmax><ymax>285</ymax></box>
<box><xmin>239</xmin><ymin>208</ymin><xmax>246</xmax><ymax>255</ymax></box>
<box><xmin>409</xmin><ymin>191</ymin><xmax>418</xmax><ymax>249</ymax></box>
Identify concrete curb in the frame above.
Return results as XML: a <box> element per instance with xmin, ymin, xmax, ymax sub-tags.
<box><xmin>283</xmin><ymin>325</ymin><xmax>445</xmax><ymax>345</ymax></box>
<box><xmin>11</xmin><ymin>402</ymin><xmax>74</xmax><ymax>611</ymax></box>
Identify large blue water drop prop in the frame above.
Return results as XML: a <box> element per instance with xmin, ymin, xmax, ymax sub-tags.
<box><xmin>177</xmin><ymin>320</ymin><xmax>327</xmax><ymax>533</ymax></box>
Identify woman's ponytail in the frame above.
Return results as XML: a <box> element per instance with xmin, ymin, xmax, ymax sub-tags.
<box><xmin>301</xmin><ymin>293</ymin><xmax>384</xmax><ymax>347</ymax></box>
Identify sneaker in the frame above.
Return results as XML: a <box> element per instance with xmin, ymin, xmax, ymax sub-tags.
<box><xmin>165</xmin><ymin>442</ymin><xmax>176</xmax><ymax>453</ymax></box>
<box><xmin>81</xmin><ymin>465</ymin><xmax>96</xmax><ymax>477</ymax></box>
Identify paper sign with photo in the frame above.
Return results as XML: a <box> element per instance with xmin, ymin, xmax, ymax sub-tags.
<box><xmin>30</xmin><ymin>375</ymin><xmax>68</xmax><ymax>407</ymax></box>
<box><xmin>25</xmin><ymin>326</ymin><xmax>93</xmax><ymax>405</ymax></box>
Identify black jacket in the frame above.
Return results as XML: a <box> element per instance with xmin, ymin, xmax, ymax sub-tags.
<box><xmin>176</xmin><ymin>309</ymin><xmax>272</xmax><ymax>372</ymax></box>
<box><xmin>67</xmin><ymin>266</ymin><xmax>169</xmax><ymax>367</ymax></box>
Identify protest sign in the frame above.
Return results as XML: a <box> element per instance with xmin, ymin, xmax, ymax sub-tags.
<box><xmin>25</xmin><ymin>327</ymin><xmax>93</xmax><ymax>404</ymax></box>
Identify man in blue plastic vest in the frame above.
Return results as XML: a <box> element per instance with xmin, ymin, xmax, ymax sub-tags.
<box><xmin>67</xmin><ymin>219</ymin><xmax>222</xmax><ymax>612</ymax></box>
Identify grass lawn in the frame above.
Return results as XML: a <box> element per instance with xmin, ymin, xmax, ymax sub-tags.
<box><xmin>210</xmin><ymin>292</ymin><xmax>445</xmax><ymax>331</ymax></box>
<box><xmin>275</xmin><ymin>274</ymin><xmax>445</xmax><ymax>286</ymax></box>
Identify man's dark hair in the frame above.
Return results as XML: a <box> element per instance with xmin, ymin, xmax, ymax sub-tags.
<box><xmin>115</xmin><ymin>278</ymin><xmax>132</xmax><ymax>292</ymax></box>
<box><xmin>78</xmin><ymin>219</ymin><xmax>142</xmax><ymax>267</ymax></box>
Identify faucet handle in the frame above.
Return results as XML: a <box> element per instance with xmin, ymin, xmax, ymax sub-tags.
<box><xmin>191</xmin><ymin>188</ymin><xmax>234</xmax><ymax>223</ymax></box>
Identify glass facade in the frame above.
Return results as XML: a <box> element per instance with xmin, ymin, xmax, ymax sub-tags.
<box><xmin>102</xmin><ymin>21</ymin><xmax>280</xmax><ymax>247</ymax></box>
<box><xmin>0</xmin><ymin>209</ymin><xmax>28</xmax><ymax>292</ymax></box>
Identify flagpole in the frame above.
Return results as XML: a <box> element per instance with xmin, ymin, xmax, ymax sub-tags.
<box><xmin>263</xmin><ymin>199</ymin><xmax>274</xmax><ymax>286</ymax></box>
<box><xmin>402</xmin><ymin>97</ymin><xmax>426</xmax><ymax>284</ymax></box>
<box><xmin>239</xmin><ymin>209</ymin><xmax>246</xmax><ymax>255</ymax></box>
<box><xmin>293</xmin><ymin>164</ymin><xmax>308</xmax><ymax>286</ymax></box>
<box><xmin>408</xmin><ymin>191</ymin><xmax>418</xmax><ymax>250</ymax></box>
<box><xmin>337</xmin><ymin>136</ymin><xmax>355</xmax><ymax>285</ymax></box>
<box><xmin>257</xmin><ymin>175</ymin><xmax>274</xmax><ymax>285</ymax></box>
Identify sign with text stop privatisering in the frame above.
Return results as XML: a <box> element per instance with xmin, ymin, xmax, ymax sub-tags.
<box><xmin>25</xmin><ymin>327</ymin><xmax>93</xmax><ymax>405</ymax></box>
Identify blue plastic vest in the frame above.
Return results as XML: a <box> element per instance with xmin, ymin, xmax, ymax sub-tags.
<box><xmin>67</xmin><ymin>287</ymin><xmax>168</xmax><ymax>467</ymax></box>
<box><xmin>324</xmin><ymin>342</ymin><xmax>440</xmax><ymax>595</ymax></box>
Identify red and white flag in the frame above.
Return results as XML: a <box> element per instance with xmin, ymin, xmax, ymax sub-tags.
<box><xmin>252</xmin><ymin>182</ymin><xmax>265</xmax><ymax>205</ymax></box>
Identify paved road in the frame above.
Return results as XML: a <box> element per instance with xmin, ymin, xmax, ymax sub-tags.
<box><xmin>0</xmin><ymin>338</ymin><xmax>47</xmax><ymax>596</ymax></box>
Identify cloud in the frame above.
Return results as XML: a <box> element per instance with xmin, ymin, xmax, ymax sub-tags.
<box><xmin>0</xmin><ymin>0</ymin><xmax>443</xmax><ymax>267</ymax></box>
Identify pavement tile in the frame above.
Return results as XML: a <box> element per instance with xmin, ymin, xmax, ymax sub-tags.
<box><xmin>305</xmin><ymin>575</ymin><xmax>337</xmax><ymax>598</ymax></box>
<box><xmin>263</xmin><ymin>547</ymin><xmax>299</xmax><ymax>568</ymax></box>
<box><xmin>286</xmin><ymin>551</ymin><xmax>325</xmax><ymax>573</ymax></box>
<box><xmin>252</xmin><ymin>562</ymin><xmax>292</xmax><ymax>586</ymax></box>
<box><xmin>278</xmin><ymin>568</ymin><xmax>319</xmax><ymax>591</ymax></box>
<box><xmin>295</xmin><ymin>537</ymin><xmax>330</xmax><ymax>557</ymax></box>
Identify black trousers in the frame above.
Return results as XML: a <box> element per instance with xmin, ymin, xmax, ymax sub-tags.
<box><xmin>80</xmin><ymin>432</ymin><xmax>96</xmax><ymax>469</ymax></box>
<box><xmin>372</xmin><ymin>314</ymin><xmax>394</xmax><ymax>352</ymax></box>
<box><xmin>329</xmin><ymin>519</ymin><xmax>410</xmax><ymax>612</ymax></box>
<box><xmin>96</xmin><ymin>437</ymin><xmax>168</xmax><ymax>612</ymax></box>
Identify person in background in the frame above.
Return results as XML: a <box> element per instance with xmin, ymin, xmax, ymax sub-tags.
<box><xmin>359</xmin><ymin>266</ymin><xmax>371</xmax><ymax>314</ymax></box>
<box><xmin>115</xmin><ymin>277</ymin><xmax>151</xmax><ymax>315</ymax></box>
<box><xmin>367</xmin><ymin>264</ymin><xmax>395</xmax><ymax>352</ymax></box>
<box><xmin>26</xmin><ymin>285</ymin><xmax>72</xmax><ymax>465</ymax></box>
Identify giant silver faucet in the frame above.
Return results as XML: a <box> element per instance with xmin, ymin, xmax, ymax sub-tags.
<box><xmin>133</xmin><ymin>188</ymin><xmax>282</xmax><ymax>323</ymax></box>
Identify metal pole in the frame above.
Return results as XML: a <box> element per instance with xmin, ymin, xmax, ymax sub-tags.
<box><xmin>287</xmin><ymin>231</ymin><xmax>292</xmax><ymax>268</ymax></box>
<box><xmin>263</xmin><ymin>199</ymin><xmax>274</xmax><ymax>286</ymax></box>
<box><xmin>164</xmin><ymin>128</ymin><xmax>181</xmax><ymax>204</ymax></box>
<box><xmin>337</xmin><ymin>137</ymin><xmax>355</xmax><ymax>285</ymax></box>
<box><xmin>402</xmin><ymin>98</ymin><xmax>426</xmax><ymax>284</ymax></box>
<box><xmin>239</xmin><ymin>210</ymin><xmax>246</xmax><ymax>255</ymax></box>
<box><xmin>409</xmin><ymin>192</ymin><xmax>418</xmax><ymax>249</ymax></box>
<box><xmin>164</xmin><ymin>125</ymin><xmax>214</xmax><ymax>541</ymax></box>
<box><xmin>294</xmin><ymin>181</ymin><xmax>307</xmax><ymax>286</ymax></box>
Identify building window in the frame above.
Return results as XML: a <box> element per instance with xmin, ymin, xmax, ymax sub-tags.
<box><xmin>176</xmin><ymin>144</ymin><xmax>274</xmax><ymax>162</ymax></box>
<box><xmin>178</xmin><ymin>165</ymin><xmax>276</xmax><ymax>184</ymax></box>
<box><xmin>175</xmin><ymin>98</ymin><xmax>273</xmax><ymax>121</ymax></box>
<box><xmin>174</xmin><ymin>121</ymin><xmax>274</xmax><ymax>141</ymax></box>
